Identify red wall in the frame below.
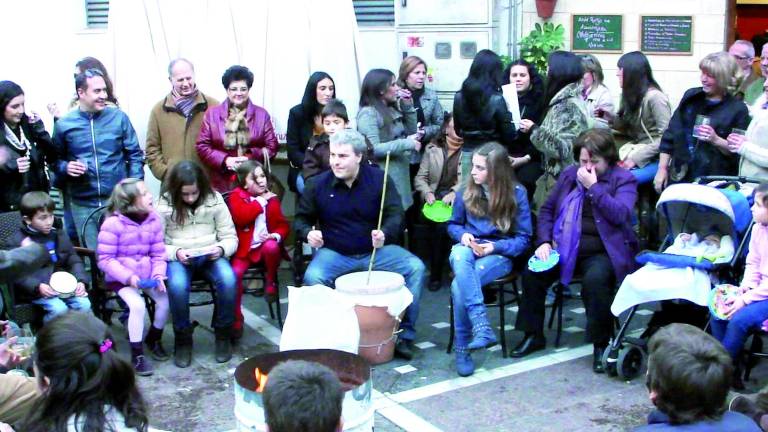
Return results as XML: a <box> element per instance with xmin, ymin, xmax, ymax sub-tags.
<box><xmin>737</xmin><ymin>5</ymin><xmax>768</xmax><ymax>42</ymax></box>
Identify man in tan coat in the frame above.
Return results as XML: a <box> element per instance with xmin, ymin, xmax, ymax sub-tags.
<box><xmin>145</xmin><ymin>58</ymin><xmax>219</xmax><ymax>181</ymax></box>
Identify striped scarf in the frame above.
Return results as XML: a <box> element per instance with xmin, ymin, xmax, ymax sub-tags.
<box><xmin>172</xmin><ymin>85</ymin><xmax>199</xmax><ymax>118</ymax></box>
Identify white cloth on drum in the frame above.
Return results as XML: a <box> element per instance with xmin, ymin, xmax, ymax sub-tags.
<box><xmin>279</xmin><ymin>285</ymin><xmax>360</xmax><ymax>354</ymax></box>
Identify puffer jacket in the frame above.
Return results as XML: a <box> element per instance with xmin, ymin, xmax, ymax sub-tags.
<box><xmin>0</xmin><ymin>116</ymin><xmax>53</xmax><ymax>211</ymax></box>
<box><xmin>97</xmin><ymin>211</ymin><xmax>166</xmax><ymax>285</ymax></box>
<box><xmin>156</xmin><ymin>191</ymin><xmax>238</xmax><ymax>261</ymax></box>
<box><xmin>196</xmin><ymin>99</ymin><xmax>279</xmax><ymax>192</ymax></box>
<box><xmin>51</xmin><ymin>107</ymin><xmax>144</xmax><ymax>207</ymax></box>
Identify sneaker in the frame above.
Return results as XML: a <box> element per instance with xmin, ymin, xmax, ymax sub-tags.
<box><xmin>133</xmin><ymin>355</ymin><xmax>154</xmax><ymax>376</ymax></box>
<box><xmin>394</xmin><ymin>339</ymin><xmax>415</xmax><ymax>360</ymax></box>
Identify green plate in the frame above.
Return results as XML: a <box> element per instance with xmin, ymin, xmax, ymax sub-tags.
<box><xmin>422</xmin><ymin>201</ymin><xmax>453</xmax><ymax>222</ymax></box>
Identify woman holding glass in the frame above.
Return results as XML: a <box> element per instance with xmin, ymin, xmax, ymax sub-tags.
<box><xmin>654</xmin><ymin>52</ymin><xmax>750</xmax><ymax>193</ymax></box>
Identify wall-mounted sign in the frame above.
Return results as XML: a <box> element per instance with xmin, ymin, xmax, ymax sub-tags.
<box><xmin>571</xmin><ymin>14</ymin><xmax>623</xmax><ymax>53</ymax></box>
<box><xmin>640</xmin><ymin>15</ymin><xmax>693</xmax><ymax>55</ymax></box>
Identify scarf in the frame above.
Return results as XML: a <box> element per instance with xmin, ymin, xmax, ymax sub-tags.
<box><xmin>171</xmin><ymin>85</ymin><xmax>200</xmax><ymax>118</ymax></box>
<box><xmin>552</xmin><ymin>183</ymin><xmax>586</xmax><ymax>284</ymax></box>
<box><xmin>412</xmin><ymin>87</ymin><xmax>426</xmax><ymax>125</ymax></box>
<box><xmin>225</xmin><ymin>105</ymin><xmax>250</xmax><ymax>152</ymax></box>
<box><xmin>4</xmin><ymin>122</ymin><xmax>30</xmax><ymax>154</ymax></box>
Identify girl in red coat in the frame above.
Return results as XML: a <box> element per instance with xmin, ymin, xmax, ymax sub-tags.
<box><xmin>228</xmin><ymin>161</ymin><xmax>289</xmax><ymax>331</ymax></box>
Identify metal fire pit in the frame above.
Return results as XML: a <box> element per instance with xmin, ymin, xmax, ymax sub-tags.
<box><xmin>234</xmin><ymin>349</ymin><xmax>373</xmax><ymax>431</ymax></box>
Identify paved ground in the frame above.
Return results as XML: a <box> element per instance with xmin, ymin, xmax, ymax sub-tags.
<box><xmin>105</xmin><ymin>265</ymin><xmax>768</xmax><ymax>431</ymax></box>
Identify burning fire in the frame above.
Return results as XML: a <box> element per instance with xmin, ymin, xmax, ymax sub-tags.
<box><xmin>254</xmin><ymin>368</ymin><xmax>269</xmax><ymax>393</ymax></box>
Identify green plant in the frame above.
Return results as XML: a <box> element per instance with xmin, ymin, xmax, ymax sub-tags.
<box><xmin>519</xmin><ymin>22</ymin><xmax>565</xmax><ymax>75</ymax></box>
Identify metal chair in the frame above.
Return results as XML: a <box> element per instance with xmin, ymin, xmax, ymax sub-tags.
<box><xmin>78</xmin><ymin>206</ymin><xmax>157</xmax><ymax>324</ymax></box>
<box><xmin>447</xmin><ymin>272</ymin><xmax>520</xmax><ymax>357</ymax></box>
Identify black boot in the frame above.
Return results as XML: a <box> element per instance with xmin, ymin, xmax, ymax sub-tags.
<box><xmin>173</xmin><ymin>326</ymin><xmax>194</xmax><ymax>368</ymax></box>
<box><xmin>215</xmin><ymin>327</ymin><xmax>233</xmax><ymax>363</ymax></box>
<box><xmin>593</xmin><ymin>343</ymin><xmax>607</xmax><ymax>374</ymax></box>
<box><xmin>145</xmin><ymin>326</ymin><xmax>169</xmax><ymax>362</ymax></box>
<box><xmin>510</xmin><ymin>333</ymin><xmax>546</xmax><ymax>358</ymax></box>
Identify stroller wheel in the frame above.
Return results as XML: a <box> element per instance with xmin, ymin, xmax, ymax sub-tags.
<box><xmin>601</xmin><ymin>346</ymin><xmax>618</xmax><ymax>377</ymax></box>
<box><xmin>617</xmin><ymin>345</ymin><xmax>646</xmax><ymax>381</ymax></box>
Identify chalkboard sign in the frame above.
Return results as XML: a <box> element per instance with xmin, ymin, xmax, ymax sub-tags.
<box><xmin>641</xmin><ymin>16</ymin><xmax>693</xmax><ymax>55</ymax></box>
<box><xmin>571</xmin><ymin>15</ymin><xmax>623</xmax><ymax>53</ymax></box>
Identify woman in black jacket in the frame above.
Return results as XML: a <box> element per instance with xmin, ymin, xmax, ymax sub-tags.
<box><xmin>286</xmin><ymin>72</ymin><xmax>336</xmax><ymax>193</ymax></box>
<box><xmin>0</xmin><ymin>80</ymin><xmax>53</xmax><ymax>212</ymax></box>
<box><xmin>654</xmin><ymin>52</ymin><xmax>750</xmax><ymax>193</ymax></box>
<box><xmin>453</xmin><ymin>49</ymin><xmax>517</xmax><ymax>178</ymax></box>
<box><xmin>503</xmin><ymin>59</ymin><xmax>545</xmax><ymax>203</ymax></box>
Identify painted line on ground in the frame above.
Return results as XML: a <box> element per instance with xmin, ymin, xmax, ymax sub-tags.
<box><xmin>373</xmin><ymin>390</ymin><xmax>445</xmax><ymax>432</ymax></box>
<box><xmin>239</xmin><ymin>306</ymin><xmax>591</xmax><ymax>431</ymax></box>
<box><xmin>387</xmin><ymin>344</ymin><xmax>592</xmax><ymax>404</ymax></box>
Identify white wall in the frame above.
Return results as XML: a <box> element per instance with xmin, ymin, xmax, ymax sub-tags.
<box><xmin>521</xmin><ymin>0</ymin><xmax>728</xmax><ymax>109</ymax></box>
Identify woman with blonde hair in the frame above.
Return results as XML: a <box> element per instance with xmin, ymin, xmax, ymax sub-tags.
<box><xmin>580</xmin><ymin>54</ymin><xmax>614</xmax><ymax>128</ymax></box>
<box><xmin>397</xmin><ymin>56</ymin><xmax>444</xmax><ymax>170</ymax></box>
<box><xmin>654</xmin><ymin>51</ymin><xmax>750</xmax><ymax>192</ymax></box>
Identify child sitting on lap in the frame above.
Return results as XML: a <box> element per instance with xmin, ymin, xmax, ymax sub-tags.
<box><xmin>3</xmin><ymin>191</ymin><xmax>90</xmax><ymax>322</ymax></box>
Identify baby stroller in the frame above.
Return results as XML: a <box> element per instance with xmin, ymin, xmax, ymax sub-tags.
<box><xmin>602</xmin><ymin>177</ymin><xmax>754</xmax><ymax>380</ymax></box>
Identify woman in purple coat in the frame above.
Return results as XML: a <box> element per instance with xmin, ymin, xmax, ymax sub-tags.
<box><xmin>196</xmin><ymin>65</ymin><xmax>279</xmax><ymax>192</ymax></box>
<box><xmin>512</xmin><ymin>129</ymin><xmax>639</xmax><ymax>372</ymax></box>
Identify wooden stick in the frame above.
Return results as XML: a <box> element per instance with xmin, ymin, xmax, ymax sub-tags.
<box><xmin>367</xmin><ymin>151</ymin><xmax>391</xmax><ymax>285</ymax></box>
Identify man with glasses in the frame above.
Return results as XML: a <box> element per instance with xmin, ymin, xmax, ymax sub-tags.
<box><xmin>730</xmin><ymin>40</ymin><xmax>763</xmax><ymax>105</ymax></box>
<box><xmin>145</xmin><ymin>58</ymin><xmax>218</xmax><ymax>181</ymax></box>
<box><xmin>51</xmin><ymin>68</ymin><xmax>144</xmax><ymax>248</ymax></box>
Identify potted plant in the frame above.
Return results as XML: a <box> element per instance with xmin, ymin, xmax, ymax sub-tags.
<box><xmin>536</xmin><ymin>0</ymin><xmax>558</xmax><ymax>19</ymax></box>
<box><xmin>519</xmin><ymin>22</ymin><xmax>565</xmax><ymax>75</ymax></box>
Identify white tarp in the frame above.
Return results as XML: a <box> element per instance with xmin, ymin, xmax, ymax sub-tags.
<box><xmin>2</xmin><ymin>0</ymin><xmax>365</xmax><ymax>189</ymax></box>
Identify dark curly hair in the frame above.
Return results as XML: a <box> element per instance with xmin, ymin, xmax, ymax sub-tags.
<box><xmin>222</xmin><ymin>65</ymin><xmax>254</xmax><ymax>89</ymax></box>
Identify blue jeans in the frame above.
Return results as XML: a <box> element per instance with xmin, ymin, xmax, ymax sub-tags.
<box><xmin>710</xmin><ymin>299</ymin><xmax>768</xmax><ymax>361</ymax></box>
<box><xmin>32</xmin><ymin>295</ymin><xmax>92</xmax><ymax>322</ymax></box>
<box><xmin>631</xmin><ymin>162</ymin><xmax>659</xmax><ymax>185</ymax></box>
<box><xmin>166</xmin><ymin>257</ymin><xmax>237</xmax><ymax>330</ymax></box>
<box><xmin>449</xmin><ymin>245</ymin><xmax>513</xmax><ymax>348</ymax></box>
<box><xmin>303</xmin><ymin>245</ymin><xmax>425</xmax><ymax>341</ymax></box>
<box><xmin>68</xmin><ymin>201</ymin><xmax>100</xmax><ymax>249</ymax></box>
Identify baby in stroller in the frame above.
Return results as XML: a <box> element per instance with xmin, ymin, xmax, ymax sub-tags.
<box><xmin>611</xmin><ymin>228</ymin><xmax>735</xmax><ymax>316</ymax></box>
<box><xmin>602</xmin><ymin>181</ymin><xmax>752</xmax><ymax>380</ymax></box>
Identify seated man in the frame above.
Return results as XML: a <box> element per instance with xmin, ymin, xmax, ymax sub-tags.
<box><xmin>295</xmin><ymin>129</ymin><xmax>425</xmax><ymax>360</ymax></box>
<box><xmin>635</xmin><ymin>323</ymin><xmax>760</xmax><ymax>431</ymax></box>
<box><xmin>263</xmin><ymin>360</ymin><xmax>343</xmax><ymax>432</ymax></box>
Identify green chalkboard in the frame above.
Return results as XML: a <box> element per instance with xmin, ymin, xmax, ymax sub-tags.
<box><xmin>641</xmin><ymin>16</ymin><xmax>693</xmax><ymax>55</ymax></box>
<box><xmin>571</xmin><ymin>14</ymin><xmax>623</xmax><ymax>52</ymax></box>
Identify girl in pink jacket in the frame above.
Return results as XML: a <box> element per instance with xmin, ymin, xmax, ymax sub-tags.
<box><xmin>97</xmin><ymin>178</ymin><xmax>168</xmax><ymax>376</ymax></box>
<box><xmin>711</xmin><ymin>182</ymin><xmax>768</xmax><ymax>370</ymax></box>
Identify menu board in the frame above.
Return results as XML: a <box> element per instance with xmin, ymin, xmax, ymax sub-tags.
<box><xmin>640</xmin><ymin>16</ymin><xmax>693</xmax><ymax>55</ymax></box>
<box><xmin>571</xmin><ymin>14</ymin><xmax>623</xmax><ymax>52</ymax></box>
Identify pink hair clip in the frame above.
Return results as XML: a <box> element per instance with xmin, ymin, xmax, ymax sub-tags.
<box><xmin>99</xmin><ymin>338</ymin><xmax>113</xmax><ymax>354</ymax></box>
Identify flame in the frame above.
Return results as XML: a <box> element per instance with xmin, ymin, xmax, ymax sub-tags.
<box><xmin>254</xmin><ymin>368</ymin><xmax>269</xmax><ymax>393</ymax></box>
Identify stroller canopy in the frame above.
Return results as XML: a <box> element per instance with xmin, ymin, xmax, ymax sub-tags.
<box><xmin>656</xmin><ymin>183</ymin><xmax>752</xmax><ymax>241</ymax></box>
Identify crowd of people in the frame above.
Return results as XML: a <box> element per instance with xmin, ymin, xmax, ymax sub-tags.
<box><xmin>1</xmin><ymin>40</ymin><xmax>768</xmax><ymax>430</ymax></box>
